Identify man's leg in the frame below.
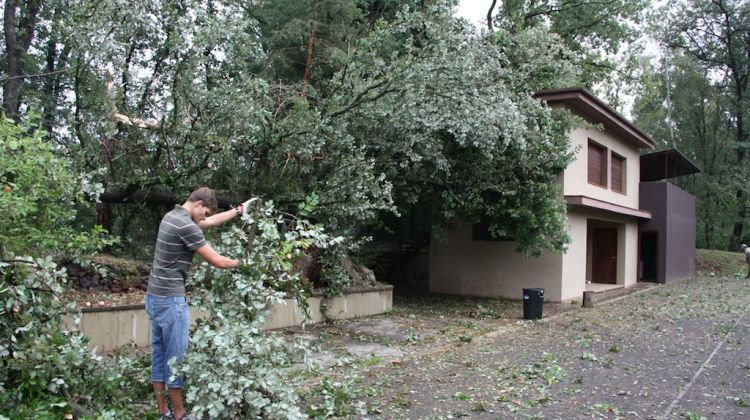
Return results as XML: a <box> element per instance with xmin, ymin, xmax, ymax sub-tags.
<box><xmin>147</xmin><ymin>294</ymin><xmax>172</xmax><ymax>417</ymax></box>
<box><xmin>165</xmin><ymin>297</ymin><xmax>190</xmax><ymax>419</ymax></box>
<box><xmin>168</xmin><ymin>388</ymin><xmax>187</xmax><ymax>419</ymax></box>
<box><xmin>153</xmin><ymin>382</ymin><xmax>169</xmax><ymax>415</ymax></box>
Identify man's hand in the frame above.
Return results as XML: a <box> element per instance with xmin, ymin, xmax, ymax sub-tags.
<box><xmin>242</xmin><ymin>197</ymin><xmax>261</xmax><ymax>216</ymax></box>
<box><xmin>237</xmin><ymin>259</ymin><xmax>252</xmax><ymax>271</ymax></box>
<box><xmin>196</xmin><ymin>244</ymin><xmax>239</xmax><ymax>269</ymax></box>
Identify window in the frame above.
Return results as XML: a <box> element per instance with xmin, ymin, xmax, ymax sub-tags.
<box><xmin>611</xmin><ymin>153</ymin><xmax>625</xmax><ymax>193</ymax></box>
<box><xmin>588</xmin><ymin>141</ymin><xmax>607</xmax><ymax>187</ymax></box>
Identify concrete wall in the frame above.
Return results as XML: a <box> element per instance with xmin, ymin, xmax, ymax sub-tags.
<box><xmin>65</xmin><ymin>285</ymin><xmax>393</xmax><ymax>352</ymax></box>
<box><xmin>640</xmin><ymin>181</ymin><xmax>696</xmax><ymax>284</ymax></box>
<box><xmin>429</xmin><ymin>222</ymin><xmax>564</xmax><ymax>301</ymax></box>
<box><xmin>564</xmin><ymin>126</ymin><xmax>642</xmax><ymax>209</ymax></box>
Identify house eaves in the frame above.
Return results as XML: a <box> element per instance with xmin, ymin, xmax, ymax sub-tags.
<box><xmin>565</xmin><ymin>195</ymin><xmax>652</xmax><ymax>219</ymax></box>
<box><xmin>534</xmin><ymin>87</ymin><xmax>656</xmax><ymax>150</ymax></box>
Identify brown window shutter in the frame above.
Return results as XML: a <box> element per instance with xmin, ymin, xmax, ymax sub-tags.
<box><xmin>611</xmin><ymin>154</ymin><xmax>624</xmax><ymax>192</ymax></box>
<box><xmin>588</xmin><ymin>142</ymin><xmax>606</xmax><ymax>186</ymax></box>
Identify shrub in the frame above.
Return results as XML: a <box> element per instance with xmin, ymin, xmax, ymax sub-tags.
<box><xmin>0</xmin><ymin>116</ymin><xmax>144</xmax><ymax>418</ymax></box>
<box><xmin>176</xmin><ymin>200</ymin><xmax>343</xmax><ymax>418</ymax></box>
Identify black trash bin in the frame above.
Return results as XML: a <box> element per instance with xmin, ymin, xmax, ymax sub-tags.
<box><xmin>523</xmin><ymin>288</ymin><xmax>544</xmax><ymax>320</ymax></box>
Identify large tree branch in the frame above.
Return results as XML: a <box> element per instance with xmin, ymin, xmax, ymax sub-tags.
<box><xmin>328</xmin><ymin>79</ymin><xmax>395</xmax><ymax>118</ymax></box>
<box><xmin>112</xmin><ymin>112</ymin><xmax>161</xmax><ymax>130</ymax></box>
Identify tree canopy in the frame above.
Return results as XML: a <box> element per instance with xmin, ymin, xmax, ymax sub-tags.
<box><xmin>1</xmin><ymin>0</ymin><xmax>587</xmax><ymax>259</ymax></box>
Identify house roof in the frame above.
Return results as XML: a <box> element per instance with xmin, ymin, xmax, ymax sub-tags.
<box><xmin>640</xmin><ymin>148</ymin><xmax>702</xmax><ymax>182</ymax></box>
<box><xmin>534</xmin><ymin>87</ymin><xmax>656</xmax><ymax>150</ymax></box>
<box><xmin>564</xmin><ymin>195</ymin><xmax>652</xmax><ymax>219</ymax></box>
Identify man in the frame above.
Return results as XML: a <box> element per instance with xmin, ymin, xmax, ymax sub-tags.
<box><xmin>146</xmin><ymin>187</ymin><xmax>253</xmax><ymax>420</ymax></box>
<box><xmin>742</xmin><ymin>244</ymin><xmax>750</xmax><ymax>279</ymax></box>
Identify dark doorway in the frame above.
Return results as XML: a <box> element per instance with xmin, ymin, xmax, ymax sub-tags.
<box><xmin>592</xmin><ymin>228</ymin><xmax>618</xmax><ymax>284</ymax></box>
<box><xmin>640</xmin><ymin>231</ymin><xmax>658</xmax><ymax>282</ymax></box>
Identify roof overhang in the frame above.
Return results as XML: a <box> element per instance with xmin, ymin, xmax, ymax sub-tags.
<box><xmin>640</xmin><ymin>148</ymin><xmax>702</xmax><ymax>182</ymax></box>
<box><xmin>534</xmin><ymin>87</ymin><xmax>656</xmax><ymax>150</ymax></box>
<box><xmin>565</xmin><ymin>195</ymin><xmax>652</xmax><ymax>219</ymax></box>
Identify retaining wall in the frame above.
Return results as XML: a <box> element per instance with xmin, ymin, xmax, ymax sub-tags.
<box><xmin>65</xmin><ymin>284</ymin><xmax>393</xmax><ymax>351</ymax></box>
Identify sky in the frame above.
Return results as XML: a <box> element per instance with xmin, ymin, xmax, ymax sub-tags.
<box><xmin>455</xmin><ymin>0</ymin><xmax>491</xmax><ymax>29</ymax></box>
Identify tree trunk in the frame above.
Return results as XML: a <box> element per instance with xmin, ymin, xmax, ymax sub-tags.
<box><xmin>3</xmin><ymin>0</ymin><xmax>21</xmax><ymax>119</ymax></box>
<box><xmin>487</xmin><ymin>0</ymin><xmax>497</xmax><ymax>31</ymax></box>
<box><xmin>728</xmin><ymin>67</ymin><xmax>747</xmax><ymax>250</ymax></box>
<box><xmin>42</xmin><ymin>5</ymin><xmax>65</xmax><ymax>133</ymax></box>
<box><xmin>301</xmin><ymin>1</ymin><xmax>318</xmax><ymax>97</ymax></box>
<box><xmin>97</xmin><ymin>62</ymin><xmax>119</xmax><ymax>233</ymax></box>
<box><xmin>2</xmin><ymin>0</ymin><xmax>44</xmax><ymax>120</ymax></box>
<box><xmin>729</xmin><ymin>109</ymin><xmax>746</xmax><ymax>250</ymax></box>
<box><xmin>97</xmin><ymin>136</ymin><xmax>115</xmax><ymax>232</ymax></box>
<box><xmin>96</xmin><ymin>202</ymin><xmax>112</xmax><ymax>232</ymax></box>
<box><xmin>729</xmin><ymin>194</ymin><xmax>745</xmax><ymax>250</ymax></box>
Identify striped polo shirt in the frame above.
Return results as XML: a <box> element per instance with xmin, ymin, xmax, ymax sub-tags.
<box><xmin>147</xmin><ymin>205</ymin><xmax>206</xmax><ymax>297</ymax></box>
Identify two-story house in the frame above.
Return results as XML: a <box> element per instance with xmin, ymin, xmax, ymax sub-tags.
<box><xmin>428</xmin><ymin>88</ymin><xmax>662</xmax><ymax>302</ymax></box>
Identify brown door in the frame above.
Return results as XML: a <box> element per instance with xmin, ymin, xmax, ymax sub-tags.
<box><xmin>592</xmin><ymin>228</ymin><xmax>617</xmax><ymax>284</ymax></box>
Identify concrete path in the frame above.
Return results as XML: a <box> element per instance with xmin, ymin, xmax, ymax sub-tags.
<box><xmin>298</xmin><ymin>276</ymin><xmax>750</xmax><ymax>419</ymax></box>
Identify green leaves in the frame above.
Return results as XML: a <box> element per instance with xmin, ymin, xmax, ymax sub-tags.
<box><xmin>298</xmin><ymin>193</ymin><xmax>320</xmax><ymax>218</ymax></box>
<box><xmin>0</xmin><ymin>116</ymin><xmax>144</xmax><ymax>418</ymax></box>
<box><xmin>652</xmin><ymin>0</ymin><xmax>750</xmax><ymax>249</ymax></box>
<box><xmin>321</xmin><ymin>5</ymin><xmax>576</xmax><ymax>255</ymax></box>
<box><xmin>0</xmin><ymin>116</ymin><xmax>115</xmax><ymax>259</ymax></box>
<box><xmin>177</xmin><ymin>200</ymin><xmax>343</xmax><ymax>418</ymax></box>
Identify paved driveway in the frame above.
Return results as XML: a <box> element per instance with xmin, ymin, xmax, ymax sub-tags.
<box><xmin>299</xmin><ymin>276</ymin><xmax>750</xmax><ymax>419</ymax></box>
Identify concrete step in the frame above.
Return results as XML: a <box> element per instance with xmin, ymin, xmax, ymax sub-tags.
<box><xmin>582</xmin><ymin>282</ymin><xmax>659</xmax><ymax>307</ymax></box>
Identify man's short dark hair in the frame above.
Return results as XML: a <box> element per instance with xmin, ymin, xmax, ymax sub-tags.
<box><xmin>187</xmin><ymin>187</ymin><xmax>217</xmax><ymax>212</ymax></box>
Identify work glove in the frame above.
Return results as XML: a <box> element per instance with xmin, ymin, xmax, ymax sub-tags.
<box><xmin>241</xmin><ymin>197</ymin><xmax>261</xmax><ymax>216</ymax></box>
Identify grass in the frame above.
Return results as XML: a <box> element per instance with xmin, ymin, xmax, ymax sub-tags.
<box><xmin>695</xmin><ymin>249</ymin><xmax>748</xmax><ymax>277</ymax></box>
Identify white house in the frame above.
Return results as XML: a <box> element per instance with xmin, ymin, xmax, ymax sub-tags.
<box><xmin>429</xmin><ymin>88</ymin><xmax>658</xmax><ymax>302</ymax></box>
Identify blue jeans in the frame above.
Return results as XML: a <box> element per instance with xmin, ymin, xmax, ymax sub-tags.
<box><xmin>146</xmin><ymin>293</ymin><xmax>189</xmax><ymax>388</ymax></box>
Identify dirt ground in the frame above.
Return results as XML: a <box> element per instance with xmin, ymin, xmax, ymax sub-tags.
<box><xmin>295</xmin><ymin>276</ymin><xmax>750</xmax><ymax>419</ymax></box>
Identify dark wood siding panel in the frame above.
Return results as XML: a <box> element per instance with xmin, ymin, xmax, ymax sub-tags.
<box><xmin>611</xmin><ymin>154</ymin><xmax>624</xmax><ymax>193</ymax></box>
<box><xmin>588</xmin><ymin>141</ymin><xmax>607</xmax><ymax>186</ymax></box>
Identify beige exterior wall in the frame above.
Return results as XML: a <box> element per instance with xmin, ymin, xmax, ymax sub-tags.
<box><xmin>560</xmin><ymin>212</ymin><xmax>587</xmax><ymax>301</ymax></box>
<box><xmin>428</xmin><ymin>210</ymin><xmax>641</xmax><ymax>303</ymax></box>
<box><xmin>429</xmin><ymin>222</ymin><xmax>564</xmax><ymax>301</ymax></box>
<box><xmin>564</xmin><ymin>126</ymin><xmax>641</xmax><ymax>209</ymax></box>
<box><xmin>561</xmin><ymin>209</ymin><xmax>640</xmax><ymax>301</ymax></box>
